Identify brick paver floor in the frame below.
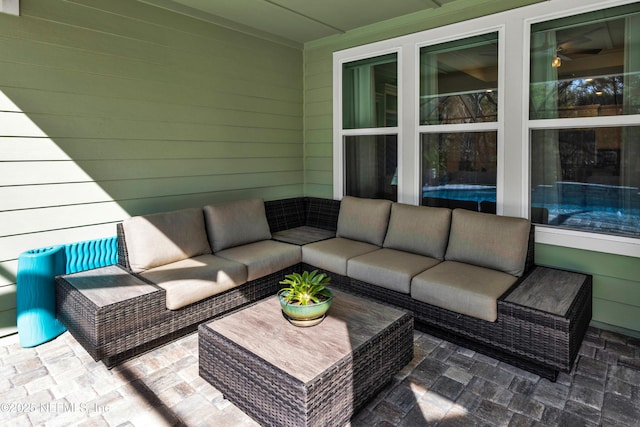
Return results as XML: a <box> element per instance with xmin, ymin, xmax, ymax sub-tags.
<box><xmin>1</xmin><ymin>326</ymin><xmax>639</xmax><ymax>426</ymax></box>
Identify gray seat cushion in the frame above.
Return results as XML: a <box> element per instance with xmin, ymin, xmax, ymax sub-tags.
<box><xmin>336</xmin><ymin>196</ymin><xmax>392</xmax><ymax>246</ymax></box>
<box><xmin>140</xmin><ymin>254</ymin><xmax>248</xmax><ymax>310</ymax></box>
<box><xmin>216</xmin><ymin>240</ymin><xmax>301</xmax><ymax>281</ymax></box>
<box><xmin>302</xmin><ymin>237</ymin><xmax>379</xmax><ymax>276</ymax></box>
<box><xmin>411</xmin><ymin>261</ymin><xmax>517</xmax><ymax>322</ymax></box>
<box><xmin>203</xmin><ymin>198</ymin><xmax>272</xmax><ymax>252</ymax></box>
<box><xmin>445</xmin><ymin>209</ymin><xmax>531</xmax><ymax>277</ymax></box>
<box><xmin>383</xmin><ymin>203</ymin><xmax>451</xmax><ymax>259</ymax></box>
<box><xmin>348</xmin><ymin>248</ymin><xmax>441</xmax><ymax>294</ymax></box>
<box><xmin>122</xmin><ymin>208</ymin><xmax>212</xmax><ymax>273</ymax></box>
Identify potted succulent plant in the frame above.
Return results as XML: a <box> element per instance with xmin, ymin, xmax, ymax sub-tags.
<box><xmin>278</xmin><ymin>270</ymin><xmax>333</xmax><ymax>326</ymax></box>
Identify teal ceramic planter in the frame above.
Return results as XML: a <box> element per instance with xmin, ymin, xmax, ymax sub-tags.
<box><xmin>278</xmin><ymin>288</ymin><xmax>333</xmax><ymax>326</ymax></box>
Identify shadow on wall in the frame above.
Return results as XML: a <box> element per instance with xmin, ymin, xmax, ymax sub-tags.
<box><xmin>0</xmin><ymin>263</ymin><xmax>16</xmax><ymax>285</ymax></box>
<box><xmin>1</xmin><ymin>0</ymin><xmax>304</xmax><ymax>240</ymax></box>
<box><xmin>0</xmin><ymin>263</ymin><xmax>17</xmax><ymax>321</ymax></box>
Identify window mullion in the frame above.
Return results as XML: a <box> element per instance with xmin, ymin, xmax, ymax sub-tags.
<box><xmin>418</xmin><ymin>122</ymin><xmax>500</xmax><ymax>134</ymax></box>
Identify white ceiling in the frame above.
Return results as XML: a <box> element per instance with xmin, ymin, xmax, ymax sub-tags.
<box><xmin>139</xmin><ymin>0</ymin><xmax>462</xmax><ymax>47</ymax></box>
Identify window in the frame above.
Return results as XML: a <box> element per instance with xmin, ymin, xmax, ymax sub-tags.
<box><xmin>343</xmin><ymin>54</ymin><xmax>397</xmax><ymax>129</ymax></box>
<box><xmin>345</xmin><ymin>135</ymin><xmax>398</xmax><ymax>200</ymax></box>
<box><xmin>420</xmin><ymin>33</ymin><xmax>499</xmax><ymax>210</ymax></box>
<box><xmin>529</xmin><ymin>4</ymin><xmax>640</xmax><ymax>238</ymax></box>
<box><xmin>420</xmin><ymin>33</ymin><xmax>498</xmax><ymax>125</ymax></box>
<box><xmin>340</xmin><ymin>53</ymin><xmax>398</xmax><ymax>201</ymax></box>
<box><xmin>422</xmin><ymin>131</ymin><xmax>497</xmax><ymax>212</ymax></box>
<box><xmin>333</xmin><ymin>0</ymin><xmax>640</xmax><ymax>255</ymax></box>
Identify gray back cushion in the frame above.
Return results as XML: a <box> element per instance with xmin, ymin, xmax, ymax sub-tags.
<box><xmin>383</xmin><ymin>203</ymin><xmax>451</xmax><ymax>259</ymax></box>
<box><xmin>336</xmin><ymin>196</ymin><xmax>392</xmax><ymax>246</ymax></box>
<box><xmin>122</xmin><ymin>208</ymin><xmax>212</xmax><ymax>273</ymax></box>
<box><xmin>203</xmin><ymin>198</ymin><xmax>272</xmax><ymax>252</ymax></box>
<box><xmin>445</xmin><ymin>209</ymin><xmax>531</xmax><ymax>277</ymax></box>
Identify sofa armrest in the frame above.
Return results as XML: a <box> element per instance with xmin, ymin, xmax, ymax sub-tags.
<box><xmin>524</xmin><ymin>224</ymin><xmax>536</xmax><ymax>275</ymax></box>
<box><xmin>116</xmin><ymin>223</ymin><xmax>131</xmax><ymax>271</ymax></box>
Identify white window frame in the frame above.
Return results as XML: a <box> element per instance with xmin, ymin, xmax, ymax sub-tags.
<box><xmin>415</xmin><ymin>26</ymin><xmax>505</xmax><ymax>212</ymax></box>
<box><xmin>334</xmin><ymin>23</ymin><xmax>508</xmax><ymax>207</ymax></box>
<box><xmin>333</xmin><ymin>45</ymin><xmax>402</xmax><ymax>202</ymax></box>
<box><xmin>523</xmin><ymin>0</ymin><xmax>640</xmax><ymax>258</ymax></box>
<box><xmin>333</xmin><ymin>0</ymin><xmax>640</xmax><ymax>258</ymax></box>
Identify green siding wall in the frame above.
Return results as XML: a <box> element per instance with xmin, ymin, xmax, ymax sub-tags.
<box><xmin>536</xmin><ymin>244</ymin><xmax>640</xmax><ymax>336</ymax></box>
<box><xmin>302</xmin><ymin>0</ymin><xmax>640</xmax><ymax>335</ymax></box>
<box><xmin>0</xmin><ymin>0</ymin><xmax>303</xmax><ymax>335</ymax></box>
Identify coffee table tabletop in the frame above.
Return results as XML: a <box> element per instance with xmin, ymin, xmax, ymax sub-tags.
<box><xmin>206</xmin><ymin>289</ymin><xmax>405</xmax><ymax>382</ymax></box>
<box><xmin>199</xmin><ymin>289</ymin><xmax>413</xmax><ymax>427</ymax></box>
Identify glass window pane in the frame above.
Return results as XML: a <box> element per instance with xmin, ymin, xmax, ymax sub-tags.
<box><xmin>344</xmin><ymin>135</ymin><xmax>397</xmax><ymax>201</ymax></box>
<box><xmin>420</xmin><ymin>33</ymin><xmax>498</xmax><ymax>125</ymax></box>
<box><xmin>530</xmin><ymin>4</ymin><xmax>640</xmax><ymax>119</ymax></box>
<box><xmin>342</xmin><ymin>53</ymin><xmax>397</xmax><ymax>129</ymax></box>
<box><xmin>531</xmin><ymin>127</ymin><xmax>640</xmax><ymax>237</ymax></box>
<box><xmin>421</xmin><ymin>132</ymin><xmax>497</xmax><ymax>212</ymax></box>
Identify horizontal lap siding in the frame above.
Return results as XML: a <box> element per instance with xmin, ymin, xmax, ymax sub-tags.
<box><xmin>0</xmin><ymin>0</ymin><xmax>303</xmax><ymax>335</ymax></box>
<box><xmin>536</xmin><ymin>244</ymin><xmax>640</xmax><ymax>336</ymax></box>
<box><xmin>303</xmin><ymin>48</ymin><xmax>333</xmax><ymax>199</ymax></box>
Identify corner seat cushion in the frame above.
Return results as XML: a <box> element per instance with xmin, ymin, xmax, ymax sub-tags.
<box><xmin>215</xmin><ymin>240</ymin><xmax>301</xmax><ymax>281</ymax></box>
<box><xmin>203</xmin><ymin>198</ymin><xmax>272</xmax><ymax>252</ymax></box>
<box><xmin>302</xmin><ymin>237</ymin><xmax>379</xmax><ymax>276</ymax></box>
<box><xmin>122</xmin><ymin>208</ymin><xmax>212</xmax><ymax>273</ymax></box>
<box><xmin>411</xmin><ymin>261</ymin><xmax>517</xmax><ymax>322</ymax></box>
<box><xmin>336</xmin><ymin>196</ymin><xmax>392</xmax><ymax>246</ymax></box>
<box><xmin>383</xmin><ymin>203</ymin><xmax>451</xmax><ymax>259</ymax></box>
<box><xmin>445</xmin><ymin>209</ymin><xmax>531</xmax><ymax>277</ymax></box>
<box><xmin>140</xmin><ymin>254</ymin><xmax>248</xmax><ymax>310</ymax></box>
<box><xmin>348</xmin><ymin>248</ymin><xmax>441</xmax><ymax>294</ymax></box>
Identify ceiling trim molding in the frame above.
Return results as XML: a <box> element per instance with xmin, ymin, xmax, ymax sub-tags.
<box><xmin>304</xmin><ymin>0</ymin><xmax>546</xmax><ymax>49</ymax></box>
<box><xmin>138</xmin><ymin>0</ymin><xmax>303</xmax><ymax>49</ymax></box>
<box><xmin>263</xmin><ymin>0</ymin><xmax>346</xmax><ymax>34</ymax></box>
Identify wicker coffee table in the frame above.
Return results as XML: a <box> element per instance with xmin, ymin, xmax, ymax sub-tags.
<box><xmin>198</xmin><ymin>290</ymin><xmax>413</xmax><ymax>427</ymax></box>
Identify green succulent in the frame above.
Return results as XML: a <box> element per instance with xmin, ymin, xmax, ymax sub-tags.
<box><xmin>279</xmin><ymin>270</ymin><xmax>331</xmax><ymax>306</ymax></box>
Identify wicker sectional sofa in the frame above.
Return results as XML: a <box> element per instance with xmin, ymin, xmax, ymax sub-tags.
<box><xmin>56</xmin><ymin>195</ymin><xmax>591</xmax><ymax>380</ymax></box>
<box><xmin>291</xmin><ymin>197</ymin><xmax>591</xmax><ymax>381</ymax></box>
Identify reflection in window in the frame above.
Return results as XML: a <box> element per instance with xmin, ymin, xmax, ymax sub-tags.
<box><xmin>420</xmin><ymin>33</ymin><xmax>498</xmax><ymax>125</ymax></box>
<box><xmin>342</xmin><ymin>53</ymin><xmax>397</xmax><ymax>129</ymax></box>
<box><xmin>344</xmin><ymin>135</ymin><xmax>397</xmax><ymax>201</ymax></box>
<box><xmin>421</xmin><ymin>132</ymin><xmax>497</xmax><ymax>212</ymax></box>
<box><xmin>530</xmin><ymin>4</ymin><xmax>640</xmax><ymax>119</ymax></box>
<box><xmin>530</xmin><ymin>3</ymin><xmax>640</xmax><ymax>238</ymax></box>
<box><xmin>531</xmin><ymin>127</ymin><xmax>640</xmax><ymax>237</ymax></box>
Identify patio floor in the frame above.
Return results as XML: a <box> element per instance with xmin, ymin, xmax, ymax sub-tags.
<box><xmin>1</xmin><ymin>325</ymin><xmax>639</xmax><ymax>427</ymax></box>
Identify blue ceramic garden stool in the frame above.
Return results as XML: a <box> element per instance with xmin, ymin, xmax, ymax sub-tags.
<box><xmin>17</xmin><ymin>246</ymin><xmax>67</xmax><ymax>347</ymax></box>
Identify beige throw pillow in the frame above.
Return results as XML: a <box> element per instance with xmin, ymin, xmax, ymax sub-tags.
<box><xmin>444</xmin><ymin>209</ymin><xmax>531</xmax><ymax>277</ymax></box>
<box><xmin>336</xmin><ymin>196</ymin><xmax>392</xmax><ymax>246</ymax></box>
<box><xmin>122</xmin><ymin>208</ymin><xmax>212</xmax><ymax>273</ymax></box>
<box><xmin>383</xmin><ymin>203</ymin><xmax>451</xmax><ymax>259</ymax></box>
<box><xmin>203</xmin><ymin>198</ymin><xmax>272</xmax><ymax>252</ymax></box>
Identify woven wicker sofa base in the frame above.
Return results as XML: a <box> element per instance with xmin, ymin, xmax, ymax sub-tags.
<box><xmin>301</xmin><ymin>263</ymin><xmax>592</xmax><ymax>381</ymax></box>
<box><xmin>199</xmin><ymin>292</ymin><xmax>414</xmax><ymax>427</ymax></box>
<box><xmin>56</xmin><ymin>265</ymin><xmax>292</xmax><ymax>367</ymax></box>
